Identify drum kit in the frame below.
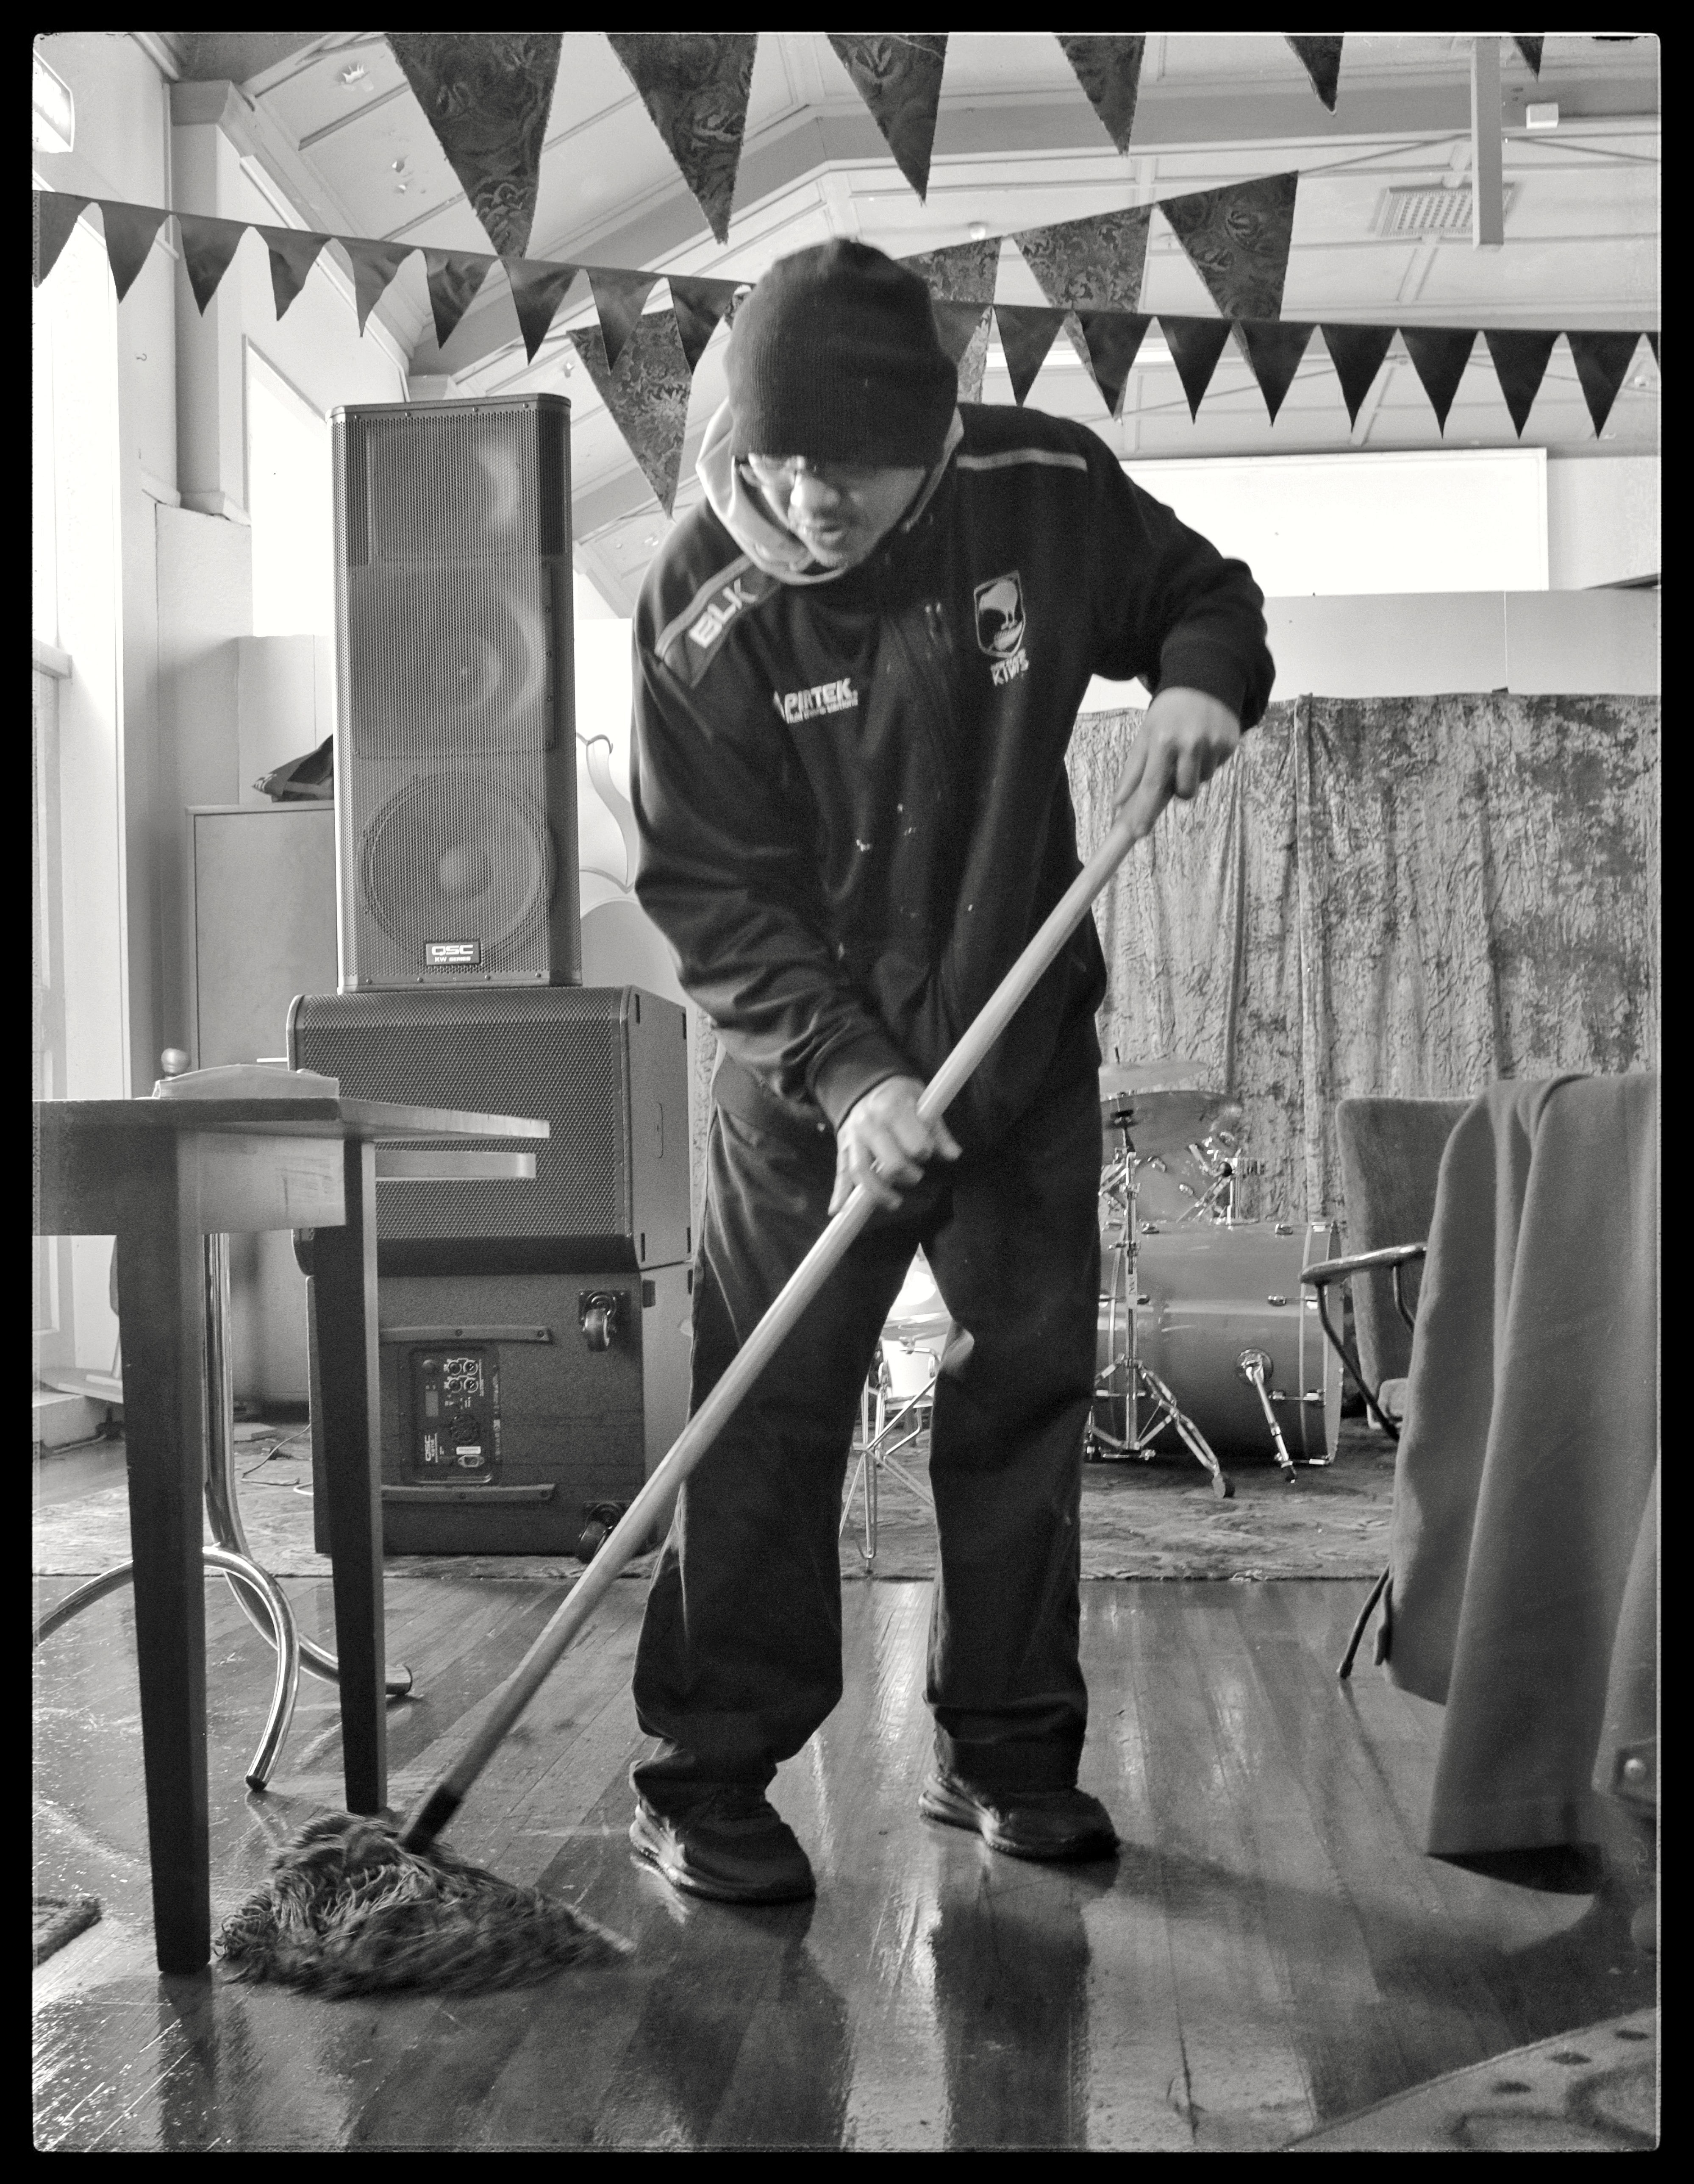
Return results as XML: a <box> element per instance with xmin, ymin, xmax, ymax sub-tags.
<box><xmin>1089</xmin><ymin>1058</ymin><xmax>1343</xmax><ymax>1496</ymax></box>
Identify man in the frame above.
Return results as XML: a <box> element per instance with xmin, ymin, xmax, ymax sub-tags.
<box><xmin>627</xmin><ymin>240</ymin><xmax>1272</xmax><ymax>1903</ymax></box>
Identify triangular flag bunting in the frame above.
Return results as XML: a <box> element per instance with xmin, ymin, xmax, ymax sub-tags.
<box><xmin>506</xmin><ymin>259</ymin><xmax>582</xmax><ymax>364</ymax></box>
<box><xmin>1400</xmin><ymin>326</ymin><xmax>1477</xmax><ymax>434</ymax></box>
<box><xmin>1160</xmin><ymin>315</ymin><xmax>1233</xmax><ymax>420</ymax></box>
<box><xmin>1319</xmin><ymin>323</ymin><xmax>1396</xmax><ymax>427</ymax></box>
<box><xmin>605</xmin><ymin>32</ymin><xmax>758</xmax><ymax>246</ymax></box>
<box><xmin>994</xmin><ymin>305</ymin><xmax>1067</xmax><ymax>406</ymax></box>
<box><xmin>1055</xmin><ymin>35</ymin><xmax>1147</xmax><ymax>153</ymax></box>
<box><xmin>387</xmin><ymin>32</ymin><xmax>562</xmax><ymax>260</ymax></box>
<box><xmin>97</xmin><ymin>200</ymin><xmax>170</xmax><ymax>303</ymax></box>
<box><xmin>1647</xmin><ymin>332</ymin><xmax>1658</xmax><ymax>367</ymax></box>
<box><xmin>901</xmin><ymin>238</ymin><xmax>1001</xmax><ymax>403</ymax></box>
<box><xmin>1159</xmin><ymin>172</ymin><xmax>1299</xmax><ymax>322</ymax></box>
<box><xmin>176</xmin><ymin>213</ymin><xmax>249</xmax><ymax>314</ymax></box>
<box><xmin>255</xmin><ymin>225</ymin><xmax>330</xmax><ymax>321</ymax></box>
<box><xmin>826</xmin><ymin>33</ymin><xmax>949</xmax><ymax>202</ymax></box>
<box><xmin>1233</xmin><ymin>319</ymin><xmax>1316</xmax><ymax>423</ymax></box>
<box><xmin>339</xmin><ymin>239</ymin><xmax>413</xmax><ymax>335</ymax></box>
<box><xmin>588</xmin><ymin>268</ymin><xmax>661</xmax><ymax>372</ymax></box>
<box><xmin>422</xmin><ymin>249</ymin><xmax>497</xmax><ymax>353</ymax></box>
<box><xmin>1567</xmin><ymin>330</ymin><xmax>1644</xmax><ymax>437</ymax></box>
<box><xmin>568</xmin><ymin>312</ymin><xmax>692</xmax><ymax>518</ymax></box>
<box><xmin>1013</xmin><ymin>206</ymin><xmax>1151</xmax><ymax>313</ymax></box>
<box><xmin>33</xmin><ymin>190</ymin><xmax>89</xmax><ymax>286</ymax></box>
<box><xmin>1284</xmin><ymin>36</ymin><xmax>1344</xmax><ymax>112</ymax></box>
<box><xmin>898</xmin><ymin>236</ymin><xmax>1000</xmax><ymax>302</ymax></box>
<box><xmin>930</xmin><ymin>300</ymin><xmax>994</xmax><ymax>403</ymax></box>
<box><xmin>1511</xmin><ymin>36</ymin><xmax>1545</xmax><ymax>76</ymax></box>
<box><xmin>1075</xmin><ymin>310</ymin><xmax>1151</xmax><ymax>418</ymax></box>
<box><xmin>667</xmin><ymin>273</ymin><xmax>741</xmax><ymax>373</ymax></box>
<box><xmin>1482</xmin><ymin>328</ymin><xmax>1557</xmax><ymax>437</ymax></box>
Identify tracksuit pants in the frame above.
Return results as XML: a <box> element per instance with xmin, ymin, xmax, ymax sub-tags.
<box><xmin>630</xmin><ymin>1062</ymin><xmax>1102</xmax><ymax>1809</ymax></box>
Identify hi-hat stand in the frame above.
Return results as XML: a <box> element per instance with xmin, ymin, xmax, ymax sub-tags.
<box><xmin>1087</xmin><ymin>1103</ymin><xmax>1234</xmax><ymax>1500</ymax></box>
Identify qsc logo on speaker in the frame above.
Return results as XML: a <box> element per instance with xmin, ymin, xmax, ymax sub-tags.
<box><xmin>426</xmin><ymin>940</ymin><xmax>482</xmax><ymax>968</ymax></box>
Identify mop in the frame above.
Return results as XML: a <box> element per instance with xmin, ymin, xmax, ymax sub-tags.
<box><xmin>220</xmin><ymin>807</ymin><xmax>1142</xmax><ymax>1996</ymax></box>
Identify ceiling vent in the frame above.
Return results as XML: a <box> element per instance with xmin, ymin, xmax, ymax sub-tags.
<box><xmin>1374</xmin><ymin>183</ymin><xmax>1519</xmax><ymax>238</ymax></box>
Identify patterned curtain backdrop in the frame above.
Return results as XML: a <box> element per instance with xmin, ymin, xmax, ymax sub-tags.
<box><xmin>1067</xmin><ymin>693</ymin><xmax>1661</xmax><ymax>1227</ymax></box>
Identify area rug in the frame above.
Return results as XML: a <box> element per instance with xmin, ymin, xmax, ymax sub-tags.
<box><xmin>34</xmin><ymin>1421</ymin><xmax>1393</xmax><ymax>1585</ymax></box>
<box><xmin>33</xmin><ymin>1897</ymin><xmax>100</xmax><ymax>1967</ymax></box>
<box><xmin>1284</xmin><ymin>2009</ymin><xmax>1657</xmax><ymax>2151</ymax></box>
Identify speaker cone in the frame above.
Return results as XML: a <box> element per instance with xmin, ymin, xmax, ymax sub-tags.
<box><xmin>361</xmin><ymin>772</ymin><xmax>554</xmax><ymax>958</ymax></box>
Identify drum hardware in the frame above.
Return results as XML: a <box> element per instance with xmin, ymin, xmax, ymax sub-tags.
<box><xmin>1087</xmin><ymin>1104</ymin><xmax>1234</xmax><ymax>1500</ymax></box>
<box><xmin>1236</xmin><ymin>1349</ymin><xmax>1296</xmax><ymax>1480</ymax></box>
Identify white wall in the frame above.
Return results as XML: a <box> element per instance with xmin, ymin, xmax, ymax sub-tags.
<box><xmin>1547</xmin><ymin>457</ymin><xmax>1660</xmax><ymax>590</ymax></box>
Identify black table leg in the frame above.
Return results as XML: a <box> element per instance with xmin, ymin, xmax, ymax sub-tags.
<box><xmin>114</xmin><ymin>1132</ymin><xmax>212</xmax><ymax>1973</ymax></box>
<box><xmin>309</xmin><ymin>1137</ymin><xmax>387</xmax><ymax>1814</ymax></box>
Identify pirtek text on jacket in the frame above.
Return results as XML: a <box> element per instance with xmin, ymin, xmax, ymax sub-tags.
<box><xmin>630</xmin><ymin>403</ymin><xmax>1274</xmax><ymax>1152</ymax></box>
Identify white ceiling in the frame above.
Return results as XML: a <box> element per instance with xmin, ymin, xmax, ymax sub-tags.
<box><xmin>167</xmin><ymin>32</ymin><xmax>1661</xmax><ymax>610</ymax></box>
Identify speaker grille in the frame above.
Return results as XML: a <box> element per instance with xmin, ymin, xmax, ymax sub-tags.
<box><xmin>292</xmin><ymin>988</ymin><xmax>642</xmax><ymax>1244</ymax></box>
<box><xmin>332</xmin><ymin>396</ymin><xmax>578</xmax><ymax>988</ymax></box>
<box><xmin>359</xmin><ymin>771</ymin><xmax>555</xmax><ymax>966</ymax></box>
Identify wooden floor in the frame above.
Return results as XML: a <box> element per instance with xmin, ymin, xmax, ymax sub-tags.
<box><xmin>34</xmin><ymin>1482</ymin><xmax>1654</xmax><ymax>2150</ymax></box>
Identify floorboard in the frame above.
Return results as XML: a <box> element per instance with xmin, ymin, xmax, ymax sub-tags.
<box><xmin>34</xmin><ymin>1557</ymin><xmax>1654</xmax><ymax>2151</ymax></box>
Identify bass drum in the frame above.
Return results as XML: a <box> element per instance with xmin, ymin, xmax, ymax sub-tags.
<box><xmin>1095</xmin><ymin>1220</ymin><xmax>1343</xmax><ymax>1463</ymax></box>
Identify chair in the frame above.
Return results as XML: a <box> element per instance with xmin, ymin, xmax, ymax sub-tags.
<box><xmin>1301</xmin><ymin>1095</ymin><xmax>1471</xmax><ymax>1678</ymax></box>
<box><xmin>839</xmin><ymin>1254</ymin><xmax>957</xmax><ymax>1573</ymax></box>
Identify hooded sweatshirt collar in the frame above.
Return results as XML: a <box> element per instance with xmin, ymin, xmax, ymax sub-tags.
<box><xmin>694</xmin><ymin>401</ymin><xmax>964</xmax><ymax>587</ymax></box>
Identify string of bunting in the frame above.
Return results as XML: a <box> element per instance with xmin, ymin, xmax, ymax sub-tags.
<box><xmin>33</xmin><ymin>182</ymin><xmax>1657</xmax><ymax>519</ymax></box>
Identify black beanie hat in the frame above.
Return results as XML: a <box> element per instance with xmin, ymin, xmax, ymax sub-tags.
<box><xmin>726</xmin><ymin>239</ymin><xmax>956</xmax><ymax>468</ymax></box>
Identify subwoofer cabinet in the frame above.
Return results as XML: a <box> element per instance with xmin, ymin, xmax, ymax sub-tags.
<box><xmin>308</xmin><ymin>1264</ymin><xmax>693</xmax><ymax>1556</ymax></box>
<box><xmin>292</xmin><ymin>984</ymin><xmax>693</xmax><ymax>1553</ymax></box>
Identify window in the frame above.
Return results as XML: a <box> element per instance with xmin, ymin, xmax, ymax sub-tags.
<box><xmin>245</xmin><ymin>345</ymin><xmax>334</xmax><ymax>634</ymax></box>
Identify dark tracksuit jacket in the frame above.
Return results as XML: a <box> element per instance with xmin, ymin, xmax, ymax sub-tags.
<box><xmin>627</xmin><ymin>402</ymin><xmax>1273</xmax><ymax>1802</ymax></box>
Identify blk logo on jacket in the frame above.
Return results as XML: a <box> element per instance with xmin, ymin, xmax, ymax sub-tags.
<box><xmin>974</xmin><ymin>571</ymin><xmax>1030</xmax><ymax>686</ymax></box>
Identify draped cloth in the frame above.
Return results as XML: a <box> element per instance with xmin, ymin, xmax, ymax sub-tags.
<box><xmin>1065</xmin><ymin>693</ymin><xmax>1660</xmax><ymax>1227</ymax></box>
<box><xmin>1380</xmin><ymin>1074</ymin><xmax>1658</xmax><ymax>1886</ymax></box>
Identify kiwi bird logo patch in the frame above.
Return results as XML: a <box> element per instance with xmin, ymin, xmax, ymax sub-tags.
<box><xmin>973</xmin><ymin>572</ymin><xmax>1030</xmax><ymax>685</ymax></box>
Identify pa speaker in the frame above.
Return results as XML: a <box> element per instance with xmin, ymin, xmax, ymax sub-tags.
<box><xmin>331</xmin><ymin>394</ymin><xmax>580</xmax><ymax>988</ymax></box>
<box><xmin>287</xmin><ymin>985</ymin><xmax>689</xmax><ymax>1272</ymax></box>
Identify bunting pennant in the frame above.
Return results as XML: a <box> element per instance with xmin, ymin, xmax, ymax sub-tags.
<box><xmin>1161</xmin><ymin>315</ymin><xmax>1233</xmax><ymax>420</ymax></box>
<box><xmin>568</xmin><ymin>311</ymin><xmax>692</xmax><ymax>517</ymax></box>
<box><xmin>588</xmin><ymin>267</ymin><xmax>661</xmax><ymax>372</ymax></box>
<box><xmin>1400</xmin><ymin>326</ymin><xmax>1478</xmax><ymax>434</ymax></box>
<box><xmin>97</xmin><ymin>200</ymin><xmax>169</xmax><ymax>303</ymax></box>
<box><xmin>1054</xmin><ymin>34</ymin><xmax>1147</xmax><ymax>153</ymax></box>
<box><xmin>33</xmin><ymin>189</ymin><xmax>88</xmax><ymax>286</ymax></box>
<box><xmin>1285</xmin><ymin>36</ymin><xmax>1344</xmax><ymax>113</ymax></box>
<box><xmin>1075</xmin><ymin>310</ymin><xmax>1152</xmax><ymax>417</ymax></box>
<box><xmin>900</xmin><ymin>238</ymin><xmax>1000</xmax><ymax>402</ymax></box>
<box><xmin>505</xmin><ymin>258</ymin><xmax>581</xmax><ymax>363</ymax></box>
<box><xmin>255</xmin><ymin>225</ymin><xmax>330</xmax><ymax>322</ymax></box>
<box><xmin>827</xmin><ymin>33</ymin><xmax>949</xmax><ymax>202</ymax></box>
<box><xmin>1482</xmin><ymin>327</ymin><xmax>1558</xmax><ymax>437</ymax></box>
<box><xmin>386</xmin><ymin>32</ymin><xmax>562</xmax><ymax>260</ymax></box>
<box><xmin>1233</xmin><ymin>319</ymin><xmax>1316</xmax><ymax>423</ymax></box>
<box><xmin>1319</xmin><ymin>323</ymin><xmax>1397</xmax><ymax>427</ymax></box>
<box><xmin>1014</xmin><ymin>206</ymin><xmax>1150</xmax><ymax>314</ymax></box>
<box><xmin>1648</xmin><ymin>333</ymin><xmax>1659</xmax><ymax>367</ymax></box>
<box><xmin>994</xmin><ymin>304</ymin><xmax>1067</xmax><ymax>406</ymax></box>
<box><xmin>605</xmin><ymin>33</ymin><xmax>758</xmax><ymax>247</ymax></box>
<box><xmin>1511</xmin><ymin>36</ymin><xmax>1545</xmax><ymax>76</ymax></box>
<box><xmin>177</xmin><ymin>213</ymin><xmax>249</xmax><ymax>314</ymax></box>
<box><xmin>341</xmin><ymin>238</ymin><xmax>414</xmax><ymax>335</ymax></box>
<box><xmin>422</xmin><ymin>248</ymin><xmax>497</xmax><ymax>352</ymax></box>
<box><xmin>1158</xmin><ymin>172</ymin><xmax>1299</xmax><ymax>322</ymax></box>
<box><xmin>1567</xmin><ymin>330</ymin><xmax>1645</xmax><ymax>437</ymax></box>
<box><xmin>667</xmin><ymin>273</ymin><xmax>741</xmax><ymax>373</ymax></box>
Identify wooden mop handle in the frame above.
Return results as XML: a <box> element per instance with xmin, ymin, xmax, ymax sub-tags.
<box><xmin>401</xmin><ymin>810</ymin><xmax>1140</xmax><ymax>1850</ymax></box>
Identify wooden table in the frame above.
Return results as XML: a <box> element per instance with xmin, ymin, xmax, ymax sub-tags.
<box><xmin>32</xmin><ymin>1094</ymin><xmax>547</xmax><ymax>1975</ymax></box>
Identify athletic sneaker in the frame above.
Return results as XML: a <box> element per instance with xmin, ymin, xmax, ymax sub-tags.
<box><xmin>629</xmin><ymin>1787</ymin><xmax>816</xmax><ymax>1904</ymax></box>
<box><xmin>919</xmin><ymin>1771</ymin><xmax>1119</xmax><ymax>1861</ymax></box>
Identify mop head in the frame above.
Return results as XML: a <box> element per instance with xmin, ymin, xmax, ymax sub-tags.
<box><xmin>217</xmin><ymin>1812</ymin><xmax>630</xmax><ymax>1998</ymax></box>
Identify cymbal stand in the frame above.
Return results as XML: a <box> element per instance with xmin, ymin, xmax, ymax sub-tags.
<box><xmin>1088</xmin><ymin>1106</ymin><xmax>1233</xmax><ymax>1500</ymax></box>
